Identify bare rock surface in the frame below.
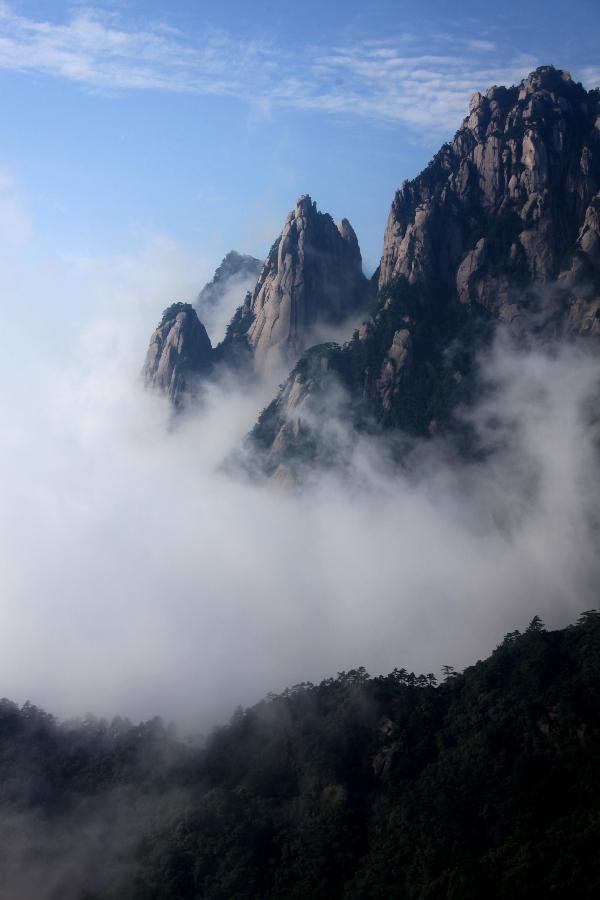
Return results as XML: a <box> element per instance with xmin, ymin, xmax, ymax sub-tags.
<box><xmin>379</xmin><ymin>65</ymin><xmax>600</xmax><ymax>329</ymax></box>
<box><xmin>242</xmin><ymin>195</ymin><xmax>368</xmax><ymax>373</ymax></box>
<box><xmin>249</xmin><ymin>67</ymin><xmax>600</xmax><ymax>478</ymax></box>
<box><xmin>142</xmin><ymin>303</ymin><xmax>213</xmax><ymax>407</ymax></box>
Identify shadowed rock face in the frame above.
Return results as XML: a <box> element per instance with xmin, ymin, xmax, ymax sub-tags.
<box><xmin>240</xmin><ymin>195</ymin><xmax>369</xmax><ymax>373</ymax></box>
<box><xmin>249</xmin><ymin>67</ymin><xmax>600</xmax><ymax>477</ymax></box>
<box><xmin>142</xmin><ymin>303</ymin><xmax>213</xmax><ymax>408</ymax></box>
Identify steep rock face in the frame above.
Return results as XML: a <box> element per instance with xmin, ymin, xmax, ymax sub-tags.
<box><xmin>142</xmin><ymin>303</ymin><xmax>213</xmax><ymax>407</ymax></box>
<box><xmin>249</xmin><ymin>344</ymin><xmax>342</xmax><ymax>483</ymax></box>
<box><xmin>239</xmin><ymin>195</ymin><xmax>368</xmax><ymax>373</ymax></box>
<box><xmin>249</xmin><ymin>67</ymin><xmax>600</xmax><ymax>477</ymax></box>
<box><xmin>379</xmin><ymin>66</ymin><xmax>600</xmax><ymax>327</ymax></box>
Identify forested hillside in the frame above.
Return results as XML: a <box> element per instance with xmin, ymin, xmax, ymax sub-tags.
<box><xmin>2</xmin><ymin>613</ymin><xmax>600</xmax><ymax>899</ymax></box>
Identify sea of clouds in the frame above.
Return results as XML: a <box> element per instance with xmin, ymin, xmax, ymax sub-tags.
<box><xmin>1</xmin><ymin>230</ymin><xmax>599</xmax><ymax>731</ymax></box>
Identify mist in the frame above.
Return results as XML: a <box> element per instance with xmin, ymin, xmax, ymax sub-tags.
<box><xmin>196</xmin><ymin>269</ymin><xmax>261</xmax><ymax>346</ymax></box>
<box><xmin>0</xmin><ymin>790</ymin><xmax>179</xmax><ymax>900</ymax></box>
<box><xmin>1</xmin><ymin>235</ymin><xmax>599</xmax><ymax>731</ymax></box>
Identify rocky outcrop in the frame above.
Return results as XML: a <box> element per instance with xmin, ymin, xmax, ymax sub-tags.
<box><xmin>248</xmin><ymin>67</ymin><xmax>600</xmax><ymax>477</ymax></box>
<box><xmin>142</xmin><ymin>303</ymin><xmax>213</xmax><ymax>407</ymax></box>
<box><xmin>142</xmin><ymin>252</ymin><xmax>260</xmax><ymax>406</ymax></box>
<box><xmin>238</xmin><ymin>195</ymin><xmax>368</xmax><ymax>373</ymax></box>
<box><xmin>379</xmin><ymin>66</ymin><xmax>600</xmax><ymax>329</ymax></box>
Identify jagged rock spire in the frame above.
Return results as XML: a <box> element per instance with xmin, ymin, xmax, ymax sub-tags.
<box><xmin>142</xmin><ymin>303</ymin><xmax>213</xmax><ymax>407</ymax></box>
<box><xmin>241</xmin><ymin>194</ymin><xmax>368</xmax><ymax>372</ymax></box>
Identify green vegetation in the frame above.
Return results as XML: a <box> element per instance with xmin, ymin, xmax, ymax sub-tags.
<box><xmin>2</xmin><ymin>614</ymin><xmax>600</xmax><ymax>898</ymax></box>
<box><xmin>334</xmin><ymin>276</ymin><xmax>495</xmax><ymax>439</ymax></box>
<box><xmin>159</xmin><ymin>301</ymin><xmax>195</xmax><ymax>326</ymax></box>
<box><xmin>222</xmin><ymin>298</ymin><xmax>255</xmax><ymax>343</ymax></box>
<box><xmin>250</xmin><ymin>343</ymin><xmax>343</xmax><ymax>470</ymax></box>
<box><xmin>213</xmin><ymin>294</ymin><xmax>255</xmax><ymax>367</ymax></box>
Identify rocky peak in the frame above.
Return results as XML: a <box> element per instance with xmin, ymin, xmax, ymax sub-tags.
<box><xmin>517</xmin><ymin>64</ymin><xmax>574</xmax><ymax>97</ymax></box>
<box><xmin>243</xmin><ymin>194</ymin><xmax>368</xmax><ymax>373</ymax></box>
<box><xmin>293</xmin><ymin>193</ymin><xmax>315</xmax><ymax>216</ymax></box>
<box><xmin>337</xmin><ymin>217</ymin><xmax>362</xmax><ymax>262</ymax></box>
<box><xmin>142</xmin><ymin>303</ymin><xmax>213</xmax><ymax>408</ymax></box>
<box><xmin>248</xmin><ymin>67</ymin><xmax>600</xmax><ymax>479</ymax></box>
<box><xmin>379</xmin><ymin>65</ymin><xmax>600</xmax><ymax>331</ymax></box>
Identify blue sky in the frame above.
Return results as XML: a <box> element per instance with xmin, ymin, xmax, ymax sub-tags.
<box><xmin>0</xmin><ymin>0</ymin><xmax>598</xmax><ymax>277</ymax></box>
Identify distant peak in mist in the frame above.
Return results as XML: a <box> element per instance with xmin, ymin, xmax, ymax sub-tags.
<box><xmin>195</xmin><ymin>250</ymin><xmax>262</xmax><ymax>311</ymax></box>
<box><xmin>141</xmin><ymin>196</ymin><xmax>371</xmax><ymax>405</ymax></box>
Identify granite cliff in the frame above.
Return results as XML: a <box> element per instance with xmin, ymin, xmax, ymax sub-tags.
<box><xmin>378</xmin><ymin>65</ymin><xmax>599</xmax><ymax>328</ymax></box>
<box><xmin>239</xmin><ymin>194</ymin><xmax>368</xmax><ymax>373</ymax></box>
<box><xmin>249</xmin><ymin>66</ymin><xmax>600</xmax><ymax>478</ymax></box>
<box><xmin>141</xmin><ymin>302</ymin><xmax>213</xmax><ymax>408</ymax></box>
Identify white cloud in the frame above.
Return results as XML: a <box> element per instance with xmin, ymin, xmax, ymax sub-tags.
<box><xmin>580</xmin><ymin>65</ymin><xmax>600</xmax><ymax>88</ymax></box>
<box><xmin>0</xmin><ymin>4</ymin><xmax>590</xmax><ymax>132</ymax></box>
<box><xmin>0</xmin><ymin>9</ymin><xmax>598</xmax><ymax>734</ymax></box>
<box><xmin>0</xmin><ymin>232</ymin><xmax>599</xmax><ymax>730</ymax></box>
<box><xmin>468</xmin><ymin>39</ymin><xmax>496</xmax><ymax>51</ymax></box>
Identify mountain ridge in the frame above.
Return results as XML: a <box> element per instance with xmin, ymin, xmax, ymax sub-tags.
<box><xmin>248</xmin><ymin>65</ymin><xmax>600</xmax><ymax>479</ymax></box>
<box><xmin>142</xmin><ymin>198</ymin><xmax>370</xmax><ymax>403</ymax></box>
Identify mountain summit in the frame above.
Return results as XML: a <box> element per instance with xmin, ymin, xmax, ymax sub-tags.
<box><xmin>141</xmin><ymin>303</ymin><xmax>213</xmax><ymax>407</ymax></box>
<box><xmin>249</xmin><ymin>66</ymin><xmax>600</xmax><ymax>478</ymax></box>
<box><xmin>142</xmin><ymin>197</ymin><xmax>370</xmax><ymax>402</ymax></box>
<box><xmin>379</xmin><ymin>65</ymin><xmax>599</xmax><ymax>326</ymax></box>
<box><xmin>225</xmin><ymin>195</ymin><xmax>369</xmax><ymax>373</ymax></box>
<box><xmin>244</xmin><ymin>195</ymin><xmax>367</xmax><ymax>372</ymax></box>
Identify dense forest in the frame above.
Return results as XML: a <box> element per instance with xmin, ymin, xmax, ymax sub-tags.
<box><xmin>1</xmin><ymin>613</ymin><xmax>600</xmax><ymax>899</ymax></box>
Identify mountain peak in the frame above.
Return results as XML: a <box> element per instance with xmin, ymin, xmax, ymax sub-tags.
<box><xmin>142</xmin><ymin>303</ymin><xmax>212</xmax><ymax>407</ymax></box>
<box><xmin>294</xmin><ymin>193</ymin><xmax>316</xmax><ymax>215</ymax></box>
<box><xmin>159</xmin><ymin>301</ymin><xmax>195</xmax><ymax>324</ymax></box>
<box><xmin>284</xmin><ymin>194</ymin><xmax>319</xmax><ymax>231</ymax></box>
<box><xmin>242</xmin><ymin>196</ymin><xmax>369</xmax><ymax>372</ymax></box>
<box><xmin>520</xmin><ymin>64</ymin><xmax>573</xmax><ymax>92</ymax></box>
<box><xmin>380</xmin><ymin>66</ymin><xmax>599</xmax><ymax>303</ymax></box>
<box><xmin>222</xmin><ymin>249</ymin><xmax>253</xmax><ymax>264</ymax></box>
<box><xmin>250</xmin><ymin>67</ymin><xmax>600</xmax><ymax>479</ymax></box>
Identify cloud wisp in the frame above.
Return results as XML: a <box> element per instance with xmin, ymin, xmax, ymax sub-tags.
<box><xmin>0</xmin><ymin>3</ymin><xmax>577</xmax><ymax>132</ymax></box>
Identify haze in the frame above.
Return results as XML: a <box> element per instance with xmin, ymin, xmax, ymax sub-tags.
<box><xmin>0</xmin><ymin>238</ymin><xmax>597</xmax><ymax>729</ymax></box>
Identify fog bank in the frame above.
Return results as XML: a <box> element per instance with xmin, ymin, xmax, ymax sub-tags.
<box><xmin>1</xmin><ymin>237</ymin><xmax>599</xmax><ymax>729</ymax></box>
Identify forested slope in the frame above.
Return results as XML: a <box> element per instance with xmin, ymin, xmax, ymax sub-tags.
<box><xmin>1</xmin><ymin>613</ymin><xmax>600</xmax><ymax>899</ymax></box>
